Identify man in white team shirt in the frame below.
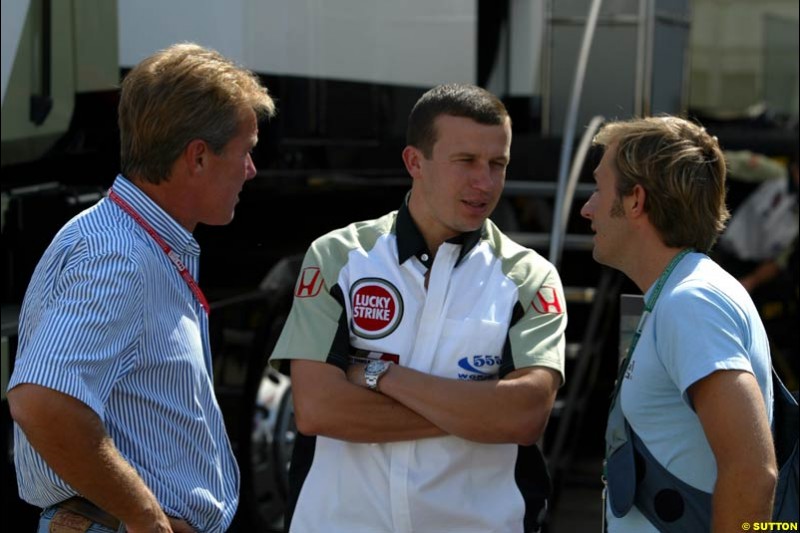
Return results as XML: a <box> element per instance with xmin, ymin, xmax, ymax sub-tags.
<box><xmin>271</xmin><ymin>84</ymin><xmax>566</xmax><ymax>533</ymax></box>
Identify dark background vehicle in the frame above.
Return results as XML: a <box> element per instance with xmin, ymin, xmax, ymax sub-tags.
<box><xmin>2</xmin><ymin>1</ymin><xmax>797</xmax><ymax>530</ymax></box>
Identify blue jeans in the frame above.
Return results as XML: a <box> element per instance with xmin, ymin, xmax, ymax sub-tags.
<box><xmin>37</xmin><ymin>506</ymin><xmax>124</xmax><ymax>533</ymax></box>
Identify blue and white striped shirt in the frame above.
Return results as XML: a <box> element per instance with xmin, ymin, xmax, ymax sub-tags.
<box><xmin>8</xmin><ymin>175</ymin><xmax>239</xmax><ymax>532</ymax></box>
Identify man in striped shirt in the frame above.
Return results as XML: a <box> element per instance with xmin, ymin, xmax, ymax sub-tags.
<box><xmin>7</xmin><ymin>43</ymin><xmax>275</xmax><ymax>532</ymax></box>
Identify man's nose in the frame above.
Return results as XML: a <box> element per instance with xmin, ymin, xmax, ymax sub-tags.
<box><xmin>471</xmin><ymin>163</ymin><xmax>494</xmax><ymax>191</ymax></box>
<box><xmin>580</xmin><ymin>197</ymin><xmax>594</xmax><ymax>219</ymax></box>
<box><xmin>245</xmin><ymin>153</ymin><xmax>257</xmax><ymax>180</ymax></box>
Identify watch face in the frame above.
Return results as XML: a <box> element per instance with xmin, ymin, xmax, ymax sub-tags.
<box><xmin>365</xmin><ymin>360</ymin><xmax>390</xmax><ymax>390</ymax></box>
<box><xmin>366</xmin><ymin>360</ymin><xmax>386</xmax><ymax>374</ymax></box>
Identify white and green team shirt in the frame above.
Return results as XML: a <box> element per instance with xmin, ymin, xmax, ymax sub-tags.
<box><xmin>271</xmin><ymin>202</ymin><xmax>567</xmax><ymax>533</ymax></box>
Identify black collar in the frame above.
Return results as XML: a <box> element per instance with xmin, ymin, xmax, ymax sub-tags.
<box><xmin>395</xmin><ymin>195</ymin><xmax>484</xmax><ymax>269</ymax></box>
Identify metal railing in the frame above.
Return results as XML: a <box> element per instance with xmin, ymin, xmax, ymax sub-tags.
<box><xmin>549</xmin><ymin>0</ymin><xmax>605</xmax><ymax>269</ymax></box>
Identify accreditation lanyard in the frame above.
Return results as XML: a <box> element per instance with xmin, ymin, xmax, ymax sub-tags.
<box><xmin>609</xmin><ymin>248</ymin><xmax>694</xmax><ymax>410</ymax></box>
<box><xmin>108</xmin><ymin>189</ymin><xmax>210</xmax><ymax>315</ymax></box>
<box><xmin>601</xmin><ymin>248</ymin><xmax>694</xmax><ymax>524</ymax></box>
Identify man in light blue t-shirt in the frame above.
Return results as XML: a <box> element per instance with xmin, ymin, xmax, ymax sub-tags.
<box><xmin>580</xmin><ymin>116</ymin><xmax>777</xmax><ymax>532</ymax></box>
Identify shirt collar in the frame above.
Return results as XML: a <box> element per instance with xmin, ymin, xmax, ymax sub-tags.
<box><xmin>110</xmin><ymin>174</ymin><xmax>200</xmax><ymax>257</ymax></box>
<box><xmin>395</xmin><ymin>193</ymin><xmax>484</xmax><ymax>268</ymax></box>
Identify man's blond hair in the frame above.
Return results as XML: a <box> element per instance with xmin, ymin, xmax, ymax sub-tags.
<box><xmin>119</xmin><ymin>43</ymin><xmax>276</xmax><ymax>183</ymax></box>
<box><xmin>594</xmin><ymin>116</ymin><xmax>729</xmax><ymax>252</ymax></box>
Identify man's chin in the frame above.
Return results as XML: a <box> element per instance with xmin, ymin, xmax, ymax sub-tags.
<box><xmin>592</xmin><ymin>248</ymin><xmax>609</xmax><ymax>266</ymax></box>
<box><xmin>204</xmin><ymin>212</ymin><xmax>236</xmax><ymax>227</ymax></box>
<box><xmin>459</xmin><ymin>217</ymin><xmax>487</xmax><ymax>233</ymax></box>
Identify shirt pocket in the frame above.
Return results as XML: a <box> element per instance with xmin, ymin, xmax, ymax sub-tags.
<box><xmin>434</xmin><ymin>318</ymin><xmax>506</xmax><ymax>380</ymax></box>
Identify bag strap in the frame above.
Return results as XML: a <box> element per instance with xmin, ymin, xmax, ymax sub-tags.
<box><xmin>771</xmin><ymin>367</ymin><xmax>798</xmax><ymax>467</ymax></box>
<box><xmin>628</xmin><ymin>425</ymin><xmax>712</xmax><ymax>531</ymax></box>
<box><xmin>770</xmin><ymin>367</ymin><xmax>799</xmax><ymax>523</ymax></box>
<box><xmin>617</xmin><ymin>367</ymin><xmax>797</xmax><ymax>529</ymax></box>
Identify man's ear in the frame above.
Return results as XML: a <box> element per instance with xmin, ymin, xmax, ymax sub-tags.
<box><xmin>402</xmin><ymin>146</ymin><xmax>424</xmax><ymax>180</ymax></box>
<box><xmin>627</xmin><ymin>184</ymin><xmax>647</xmax><ymax>217</ymax></box>
<box><xmin>184</xmin><ymin>139</ymin><xmax>209</xmax><ymax>174</ymax></box>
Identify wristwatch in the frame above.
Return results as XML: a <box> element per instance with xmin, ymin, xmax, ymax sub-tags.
<box><xmin>364</xmin><ymin>360</ymin><xmax>393</xmax><ymax>391</ymax></box>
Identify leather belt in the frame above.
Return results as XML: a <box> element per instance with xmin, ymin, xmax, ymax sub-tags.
<box><xmin>57</xmin><ymin>496</ymin><xmax>121</xmax><ymax>529</ymax></box>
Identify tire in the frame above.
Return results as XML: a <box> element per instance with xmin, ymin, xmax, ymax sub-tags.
<box><xmin>232</xmin><ymin>256</ymin><xmax>301</xmax><ymax>532</ymax></box>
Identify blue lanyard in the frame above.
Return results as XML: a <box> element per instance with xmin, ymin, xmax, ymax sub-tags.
<box><xmin>608</xmin><ymin>248</ymin><xmax>694</xmax><ymax>406</ymax></box>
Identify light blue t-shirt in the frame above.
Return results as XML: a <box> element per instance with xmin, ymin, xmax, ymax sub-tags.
<box><xmin>607</xmin><ymin>252</ymin><xmax>773</xmax><ymax>532</ymax></box>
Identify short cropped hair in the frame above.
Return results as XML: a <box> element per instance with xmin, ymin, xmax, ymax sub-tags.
<box><xmin>594</xmin><ymin>116</ymin><xmax>729</xmax><ymax>252</ymax></box>
<box><xmin>119</xmin><ymin>42</ymin><xmax>276</xmax><ymax>184</ymax></box>
<box><xmin>406</xmin><ymin>84</ymin><xmax>509</xmax><ymax>158</ymax></box>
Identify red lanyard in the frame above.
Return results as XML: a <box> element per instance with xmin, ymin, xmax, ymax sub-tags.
<box><xmin>108</xmin><ymin>189</ymin><xmax>210</xmax><ymax>315</ymax></box>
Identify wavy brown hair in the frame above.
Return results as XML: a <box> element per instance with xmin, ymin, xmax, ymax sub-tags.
<box><xmin>594</xmin><ymin>116</ymin><xmax>729</xmax><ymax>252</ymax></box>
<box><xmin>119</xmin><ymin>43</ymin><xmax>275</xmax><ymax>184</ymax></box>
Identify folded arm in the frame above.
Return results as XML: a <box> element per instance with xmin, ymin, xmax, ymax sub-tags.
<box><xmin>290</xmin><ymin>359</ymin><xmax>446</xmax><ymax>442</ymax></box>
<box><xmin>349</xmin><ymin>363</ymin><xmax>560</xmax><ymax>445</ymax></box>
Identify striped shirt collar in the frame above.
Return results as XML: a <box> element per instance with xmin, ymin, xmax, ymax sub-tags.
<box><xmin>111</xmin><ymin>175</ymin><xmax>201</xmax><ymax>258</ymax></box>
<box><xmin>395</xmin><ymin>193</ymin><xmax>485</xmax><ymax>268</ymax></box>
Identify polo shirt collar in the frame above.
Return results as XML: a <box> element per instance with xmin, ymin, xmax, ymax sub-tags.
<box><xmin>110</xmin><ymin>174</ymin><xmax>200</xmax><ymax>257</ymax></box>
<box><xmin>395</xmin><ymin>194</ymin><xmax>484</xmax><ymax>268</ymax></box>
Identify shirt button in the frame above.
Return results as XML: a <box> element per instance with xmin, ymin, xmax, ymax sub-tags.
<box><xmin>421</xmin><ymin>253</ymin><xmax>429</xmax><ymax>261</ymax></box>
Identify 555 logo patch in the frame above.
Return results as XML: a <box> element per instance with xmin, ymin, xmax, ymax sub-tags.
<box><xmin>457</xmin><ymin>355</ymin><xmax>502</xmax><ymax>380</ymax></box>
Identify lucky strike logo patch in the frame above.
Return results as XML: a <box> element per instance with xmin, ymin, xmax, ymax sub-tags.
<box><xmin>350</xmin><ymin>278</ymin><xmax>403</xmax><ymax>339</ymax></box>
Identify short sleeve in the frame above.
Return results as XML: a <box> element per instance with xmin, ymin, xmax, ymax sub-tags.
<box><xmin>270</xmin><ymin>245</ymin><xmax>347</xmax><ymax>369</ymax></box>
<box><xmin>654</xmin><ymin>283</ymin><xmax>753</xmax><ymax>404</ymax></box>
<box><xmin>507</xmin><ymin>266</ymin><xmax>567</xmax><ymax>384</ymax></box>
<box><xmin>10</xmin><ymin>251</ymin><xmax>143</xmax><ymax>418</ymax></box>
